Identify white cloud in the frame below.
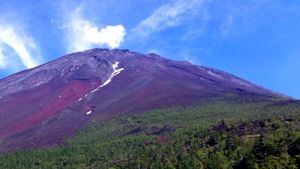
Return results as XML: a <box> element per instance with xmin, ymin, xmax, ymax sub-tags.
<box><xmin>133</xmin><ymin>0</ymin><xmax>205</xmax><ymax>37</ymax></box>
<box><xmin>66</xmin><ymin>8</ymin><xmax>126</xmax><ymax>52</ymax></box>
<box><xmin>0</xmin><ymin>46</ymin><xmax>6</xmax><ymax>69</ymax></box>
<box><xmin>220</xmin><ymin>15</ymin><xmax>234</xmax><ymax>38</ymax></box>
<box><xmin>0</xmin><ymin>24</ymin><xmax>40</xmax><ymax>69</ymax></box>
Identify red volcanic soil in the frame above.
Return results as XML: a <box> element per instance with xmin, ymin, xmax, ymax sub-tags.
<box><xmin>0</xmin><ymin>78</ymin><xmax>99</xmax><ymax>138</ymax></box>
<box><xmin>0</xmin><ymin>48</ymin><xmax>286</xmax><ymax>153</ymax></box>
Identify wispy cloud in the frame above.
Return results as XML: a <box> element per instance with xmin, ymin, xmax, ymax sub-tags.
<box><xmin>220</xmin><ymin>15</ymin><xmax>234</xmax><ymax>38</ymax></box>
<box><xmin>0</xmin><ymin>24</ymin><xmax>40</xmax><ymax>69</ymax></box>
<box><xmin>133</xmin><ymin>0</ymin><xmax>206</xmax><ymax>37</ymax></box>
<box><xmin>0</xmin><ymin>46</ymin><xmax>6</xmax><ymax>69</ymax></box>
<box><xmin>65</xmin><ymin>7</ymin><xmax>126</xmax><ymax>53</ymax></box>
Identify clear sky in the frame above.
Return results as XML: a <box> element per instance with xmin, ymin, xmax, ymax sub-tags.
<box><xmin>0</xmin><ymin>0</ymin><xmax>299</xmax><ymax>98</ymax></box>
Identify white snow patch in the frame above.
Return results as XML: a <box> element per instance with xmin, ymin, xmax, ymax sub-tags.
<box><xmin>91</xmin><ymin>61</ymin><xmax>124</xmax><ymax>93</ymax></box>
<box><xmin>231</xmin><ymin>78</ymin><xmax>252</xmax><ymax>87</ymax></box>
<box><xmin>86</xmin><ymin>110</ymin><xmax>93</xmax><ymax>115</ymax></box>
<box><xmin>36</xmin><ymin>81</ymin><xmax>44</xmax><ymax>86</ymax></box>
<box><xmin>207</xmin><ymin>70</ymin><xmax>222</xmax><ymax>79</ymax></box>
<box><xmin>78</xmin><ymin>61</ymin><xmax>124</xmax><ymax>100</ymax></box>
<box><xmin>90</xmin><ymin>88</ymin><xmax>98</xmax><ymax>94</ymax></box>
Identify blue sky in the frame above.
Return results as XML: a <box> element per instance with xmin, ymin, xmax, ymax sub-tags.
<box><xmin>0</xmin><ymin>0</ymin><xmax>299</xmax><ymax>98</ymax></box>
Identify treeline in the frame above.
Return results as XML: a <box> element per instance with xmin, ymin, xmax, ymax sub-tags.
<box><xmin>0</xmin><ymin>99</ymin><xmax>300</xmax><ymax>168</ymax></box>
<box><xmin>1</xmin><ymin>117</ymin><xmax>300</xmax><ymax>168</ymax></box>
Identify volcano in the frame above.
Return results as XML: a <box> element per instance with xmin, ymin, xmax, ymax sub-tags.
<box><xmin>0</xmin><ymin>49</ymin><xmax>285</xmax><ymax>153</ymax></box>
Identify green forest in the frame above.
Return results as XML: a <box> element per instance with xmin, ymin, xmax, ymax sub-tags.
<box><xmin>1</xmin><ymin>98</ymin><xmax>300</xmax><ymax>169</ymax></box>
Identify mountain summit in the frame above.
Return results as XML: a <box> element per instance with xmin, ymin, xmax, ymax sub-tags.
<box><xmin>0</xmin><ymin>49</ymin><xmax>284</xmax><ymax>152</ymax></box>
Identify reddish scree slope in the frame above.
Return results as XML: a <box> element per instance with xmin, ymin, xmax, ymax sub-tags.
<box><xmin>0</xmin><ymin>49</ymin><xmax>284</xmax><ymax>152</ymax></box>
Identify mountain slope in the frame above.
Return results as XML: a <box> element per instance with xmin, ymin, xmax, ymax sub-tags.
<box><xmin>0</xmin><ymin>49</ymin><xmax>285</xmax><ymax>152</ymax></box>
<box><xmin>1</xmin><ymin>100</ymin><xmax>300</xmax><ymax>168</ymax></box>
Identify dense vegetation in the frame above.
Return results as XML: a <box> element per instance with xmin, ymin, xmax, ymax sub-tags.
<box><xmin>0</xmin><ymin>98</ymin><xmax>300</xmax><ymax>168</ymax></box>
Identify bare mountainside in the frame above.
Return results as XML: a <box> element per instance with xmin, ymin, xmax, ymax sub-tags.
<box><xmin>0</xmin><ymin>48</ymin><xmax>286</xmax><ymax>152</ymax></box>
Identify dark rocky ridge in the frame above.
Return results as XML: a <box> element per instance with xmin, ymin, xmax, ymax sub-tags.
<box><xmin>0</xmin><ymin>48</ymin><xmax>285</xmax><ymax>153</ymax></box>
